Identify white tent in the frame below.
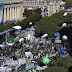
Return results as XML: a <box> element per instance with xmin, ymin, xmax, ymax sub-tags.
<box><xmin>29</xmin><ymin>22</ymin><xmax>32</xmax><ymax>25</ymax></box>
<box><xmin>27</xmin><ymin>34</ymin><xmax>31</xmax><ymax>40</ymax></box>
<box><xmin>42</xmin><ymin>34</ymin><xmax>48</xmax><ymax>38</ymax></box>
<box><xmin>13</xmin><ymin>26</ymin><xmax>22</xmax><ymax>30</ymax></box>
<box><xmin>62</xmin><ymin>23</ymin><xmax>66</xmax><ymax>27</ymax></box>
<box><xmin>62</xmin><ymin>35</ymin><xmax>68</xmax><ymax>40</ymax></box>
<box><xmin>63</xmin><ymin>12</ymin><xmax>68</xmax><ymax>16</ymax></box>
<box><xmin>19</xmin><ymin>38</ymin><xmax>24</xmax><ymax>43</ymax></box>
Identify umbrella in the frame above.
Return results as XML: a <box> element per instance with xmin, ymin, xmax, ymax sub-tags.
<box><xmin>7</xmin><ymin>38</ymin><xmax>15</xmax><ymax>46</ymax></box>
<box><xmin>55</xmin><ymin>32</ymin><xmax>59</xmax><ymax>36</ymax></box>
<box><xmin>13</xmin><ymin>26</ymin><xmax>22</xmax><ymax>30</ymax></box>
<box><xmin>15</xmin><ymin>30</ymin><xmax>20</xmax><ymax>34</ymax></box>
<box><xmin>60</xmin><ymin>49</ymin><xmax>66</xmax><ymax>54</ymax></box>
<box><xmin>42</xmin><ymin>57</ymin><xmax>50</xmax><ymax>64</ymax></box>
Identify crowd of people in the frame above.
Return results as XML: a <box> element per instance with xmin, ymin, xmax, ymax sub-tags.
<box><xmin>0</xmin><ymin>25</ymin><xmax>69</xmax><ymax>72</ymax></box>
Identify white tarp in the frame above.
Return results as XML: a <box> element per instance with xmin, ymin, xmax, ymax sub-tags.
<box><xmin>63</xmin><ymin>12</ymin><xmax>68</xmax><ymax>16</ymax></box>
<box><xmin>36</xmin><ymin>65</ymin><xmax>47</xmax><ymax>70</ymax></box>
<box><xmin>0</xmin><ymin>44</ymin><xmax>7</xmax><ymax>47</ymax></box>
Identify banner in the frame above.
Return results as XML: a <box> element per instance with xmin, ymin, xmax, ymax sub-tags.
<box><xmin>0</xmin><ymin>1</ymin><xmax>4</xmax><ymax>26</ymax></box>
<box><xmin>44</xmin><ymin>8</ymin><xmax>48</xmax><ymax>16</ymax></box>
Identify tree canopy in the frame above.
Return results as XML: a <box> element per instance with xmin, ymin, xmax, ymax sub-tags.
<box><xmin>0</xmin><ymin>8</ymin><xmax>42</xmax><ymax>32</ymax></box>
<box><xmin>43</xmin><ymin>66</ymin><xmax>68</xmax><ymax>72</ymax></box>
<box><xmin>24</xmin><ymin>8</ymin><xmax>42</xmax><ymax>17</ymax></box>
<box><xmin>35</xmin><ymin>11</ymin><xmax>72</xmax><ymax>37</ymax></box>
<box><xmin>54</xmin><ymin>56</ymin><xmax>72</xmax><ymax>68</ymax></box>
<box><xmin>63</xmin><ymin>0</ymin><xmax>72</xmax><ymax>8</ymax></box>
<box><xmin>43</xmin><ymin>56</ymin><xmax>72</xmax><ymax>72</ymax></box>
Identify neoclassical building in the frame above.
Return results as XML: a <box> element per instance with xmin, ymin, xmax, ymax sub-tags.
<box><xmin>2</xmin><ymin>0</ymin><xmax>23</xmax><ymax>23</ymax></box>
<box><xmin>23</xmin><ymin>0</ymin><xmax>62</xmax><ymax>17</ymax></box>
<box><xmin>1</xmin><ymin>0</ymin><xmax>62</xmax><ymax>23</ymax></box>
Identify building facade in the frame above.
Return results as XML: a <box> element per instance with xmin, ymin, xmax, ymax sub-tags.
<box><xmin>1</xmin><ymin>0</ymin><xmax>62</xmax><ymax>23</ymax></box>
<box><xmin>23</xmin><ymin>0</ymin><xmax>62</xmax><ymax>17</ymax></box>
<box><xmin>1</xmin><ymin>0</ymin><xmax>23</xmax><ymax>23</ymax></box>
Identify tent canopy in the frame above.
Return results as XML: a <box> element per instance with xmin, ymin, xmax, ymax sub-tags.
<box><xmin>13</xmin><ymin>26</ymin><xmax>22</xmax><ymax>30</ymax></box>
<box><xmin>62</xmin><ymin>35</ymin><xmax>68</xmax><ymax>40</ymax></box>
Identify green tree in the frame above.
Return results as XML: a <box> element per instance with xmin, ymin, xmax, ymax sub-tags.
<box><xmin>24</xmin><ymin>8</ymin><xmax>42</xmax><ymax>17</ymax></box>
<box><xmin>65</xmin><ymin>0</ymin><xmax>72</xmax><ymax>8</ymax></box>
<box><xmin>43</xmin><ymin>66</ymin><xmax>68</xmax><ymax>72</ymax></box>
<box><xmin>35</xmin><ymin>8</ymin><xmax>42</xmax><ymax>14</ymax></box>
<box><xmin>54</xmin><ymin>56</ymin><xmax>72</xmax><ymax>68</ymax></box>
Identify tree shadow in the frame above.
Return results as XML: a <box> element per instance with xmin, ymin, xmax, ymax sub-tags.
<box><xmin>68</xmin><ymin>66</ymin><xmax>72</xmax><ymax>72</ymax></box>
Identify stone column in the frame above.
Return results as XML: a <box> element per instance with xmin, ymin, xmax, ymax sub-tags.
<box><xmin>12</xmin><ymin>7</ymin><xmax>14</xmax><ymax>20</ymax></box>
<box><xmin>4</xmin><ymin>8</ymin><xmax>6</xmax><ymax>23</ymax></box>
<box><xmin>15</xmin><ymin>7</ymin><xmax>17</xmax><ymax>20</ymax></box>
<box><xmin>7</xmin><ymin>8</ymin><xmax>9</xmax><ymax>20</ymax></box>
<box><xmin>10</xmin><ymin>8</ymin><xmax>12</xmax><ymax>20</ymax></box>
<box><xmin>17</xmin><ymin>7</ymin><xmax>20</xmax><ymax>19</ymax></box>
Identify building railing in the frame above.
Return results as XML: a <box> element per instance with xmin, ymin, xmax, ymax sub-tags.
<box><xmin>0</xmin><ymin>0</ymin><xmax>23</xmax><ymax>4</ymax></box>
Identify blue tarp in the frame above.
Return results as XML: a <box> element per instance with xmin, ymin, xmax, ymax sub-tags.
<box><xmin>26</xmin><ymin>63</ymin><xmax>34</xmax><ymax>70</ymax></box>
